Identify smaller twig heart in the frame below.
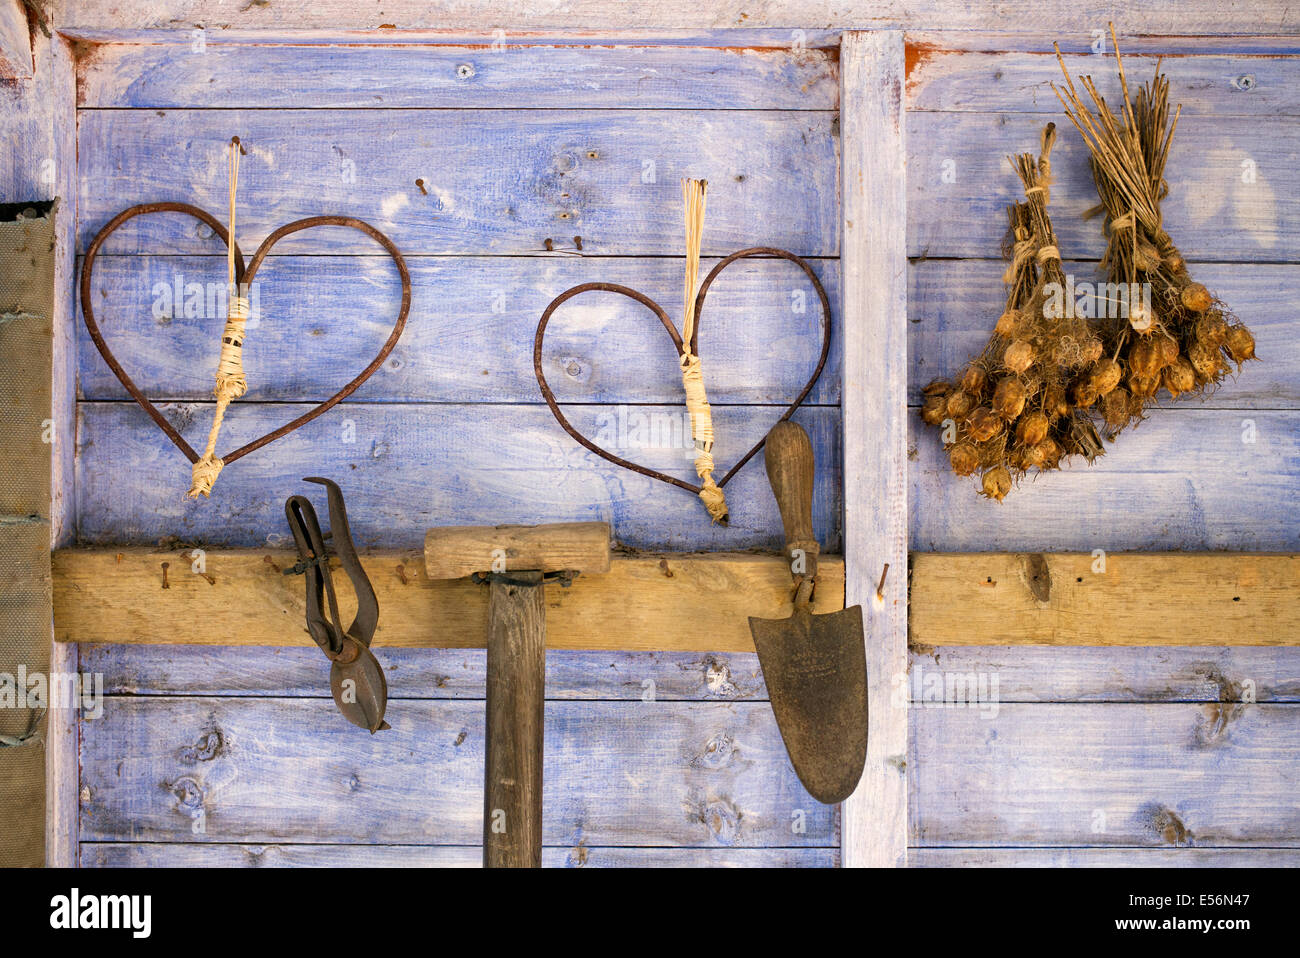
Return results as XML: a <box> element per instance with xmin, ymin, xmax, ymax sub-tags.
<box><xmin>80</xmin><ymin>202</ymin><xmax>411</xmax><ymax>495</ymax></box>
<box><xmin>534</xmin><ymin>247</ymin><xmax>831</xmax><ymax>521</ymax></box>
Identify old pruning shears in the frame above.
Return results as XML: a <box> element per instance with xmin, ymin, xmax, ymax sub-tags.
<box><xmin>284</xmin><ymin>477</ymin><xmax>390</xmax><ymax>733</ymax></box>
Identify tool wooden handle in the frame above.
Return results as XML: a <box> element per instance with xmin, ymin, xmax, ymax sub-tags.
<box><xmin>484</xmin><ymin>573</ymin><xmax>545</xmax><ymax>868</ymax></box>
<box><xmin>764</xmin><ymin>420</ymin><xmax>819</xmax><ymax>582</ymax></box>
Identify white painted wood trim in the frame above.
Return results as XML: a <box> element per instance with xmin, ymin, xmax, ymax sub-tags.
<box><xmin>46</xmin><ymin>32</ymin><xmax>79</xmax><ymax>868</ymax></box>
<box><xmin>839</xmin><ymin>30</ymin><xmax>908</xmax><ymax>869</ymax></box>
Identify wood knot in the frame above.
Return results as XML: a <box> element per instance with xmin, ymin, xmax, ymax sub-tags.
<box><xmin>1021</xmin><ymin>552</ymin><xmax>1050</xmax><ymax>602</ymax></box>
<box><xmin>168</xmin><ymin>776</ymin><xmax>205</xmax><ymax>810</ymax></box>
<box><xmin>178</xmin><ymin>730</ymin><xmax>223</xmax><ymax>764</ymax></box>
<box><xmin>693</xmin><ymin>731</ymin><xmax>737</xmax><ymax>770</ymax></box>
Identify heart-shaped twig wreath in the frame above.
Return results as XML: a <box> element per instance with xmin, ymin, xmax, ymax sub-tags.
<box><xmin>81</xmin><ymin>138</ymin><xmax>411</xmax><ymax>499</ymax></box>
<box><xmin>534</xmin><ymin>179</ymin><xmax>831</xmax><ymax>525</ymax></box>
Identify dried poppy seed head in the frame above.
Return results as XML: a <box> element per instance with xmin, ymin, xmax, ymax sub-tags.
<box><xmin>992</xmin><ymin>377</ymin><xmax>1027</xmax><ymax>421</ymax></box>
<box><xmin>1162</xmin><ymin>357</ymin><xmax>1196</xmax><ymax>397</ymax></box>
<box><xmin>1003</xmin><ymin>340</ymin><xmax>1035</xmax><ymax>374</ymax></box>
<box><xmin>921</xmin><ymin>393</ymin><xmax>947</xmax><ymax>426</ymax></box>
<box><xmin>980</xmin><ymin>465</ymin><xmax>1012</xmax><ymax>502</ymax></box>
<box><xmin>1181</xmin><ymin>282</ymin><xmax>1213</xmax><ymax>313</ymax></box>
<box><xmin>946</xmin><ymin>390</ymin><xmax>975</xmax><ymax>419</ymax></box>
<box><xmin>1195</xmin><ymin>312</ymin><xmax>1228</xmax><ymax>349</ymax></box>
<box><xmin>1225</xmin><ymin>325</ymin><xmax>1257</xmax><ymax>363</ymax></box>
<box><xmin>1015</xmin><ymin>410</ymin><xmax>1050</xmax><ymax>448</ymax></box>
<box><xmin>960</xmin><ymin>364</ymin><xmax>988</xmax><ymax>396</ymax></box>
<box><xmin>967</xmin><ymin>406</ymin><xmax>1002</xmax><ymax>443</ymax></box>
<box><xmin>949</xmin><ymin>442</ymin><xmax>979</xmax><ymax>477</ymax></box>
<box><xmin>1087</xmin><ymin>357</ymin><xmax>1123</xmax><ymax>396</ymax></box>
<box><xmin>1128</xmin><ymin>299</ymin><xmax>1155</xmax><ymax>332</ymax></box>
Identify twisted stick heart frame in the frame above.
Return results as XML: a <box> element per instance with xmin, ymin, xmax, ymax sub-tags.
<box><xmin>533</xmin><ymin>246</ymin><xmax>832</xmax><ymax>522</ymax></box>
<box><xmin>80</xmin><ymin>202</ymin><xmax>411</xmax><ymax>495</ymax></box>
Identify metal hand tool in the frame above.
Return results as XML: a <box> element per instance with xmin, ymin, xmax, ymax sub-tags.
<box><xmin>284</xmin><ymin>477</ymin><xmax>390</xmax><ymax>733</ymax></box>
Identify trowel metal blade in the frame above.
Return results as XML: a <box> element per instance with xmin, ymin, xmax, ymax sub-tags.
<box><xmin>749</xmin><ymin>604</ymin><xmax>868</xmax><ymax>804</ymax></box>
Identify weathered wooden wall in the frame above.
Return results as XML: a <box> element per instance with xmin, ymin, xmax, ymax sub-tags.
<box><xmin>9</xmin><ymin>9</ymin><xmax>1297</xmax><ymax>866</ymax></box>
<box><xmin>67</xmin><ymin>38</ymin><xmax>848</xmax><ymax>865</ymax></box>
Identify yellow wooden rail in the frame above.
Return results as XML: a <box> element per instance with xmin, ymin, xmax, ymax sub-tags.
<box><xmin>53</xmin><ymin>549</ymin><xmax>1298</xmax><ymax>649</ymax></box>
<box><xmin>52</xmin><ymin>548</ymin><xmax>844</xmax><ymax>651</ymax></box>
<box><xmin>909</xmin><ymin>552</ymin><xmax>1300</xmax><ymax>646</ymax></box>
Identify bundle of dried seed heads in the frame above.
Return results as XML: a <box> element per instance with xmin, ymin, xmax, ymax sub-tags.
<box><xmin>1053</xmin><ymin>24</ymin><xmax>1258</xmax><ymax>438</ymax></box>
<box><xmin>922</xmin><ymin>124</ymin><xmax>1104</xmax><ymax>502</ymax></box>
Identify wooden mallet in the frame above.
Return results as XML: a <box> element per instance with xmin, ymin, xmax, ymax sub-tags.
<box><xmin>424</xmin><ymin>521</ymin><xmax>611</xmax><ymax>868</ymax></box>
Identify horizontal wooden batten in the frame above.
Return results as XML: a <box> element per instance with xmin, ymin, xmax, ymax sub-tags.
<box><xmin>910</xmin><ymin>552</ymin><xmax>1300</xmax><ymax>646</ymax></box>
<box><xmin>53</xmin><ymin>548</ymin><xmax>846</xmax><ymax>651</ymax></box>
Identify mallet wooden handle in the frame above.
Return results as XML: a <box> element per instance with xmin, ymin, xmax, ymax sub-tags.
<box><xmin>485</xmin><ymin>571</ymin><xmax>545</xmax><ymax>869</ymax></box>
<box><xmin>764</xmin><ymin>420</ymin><xmax>820</xmax><ymax>587</ymax></box>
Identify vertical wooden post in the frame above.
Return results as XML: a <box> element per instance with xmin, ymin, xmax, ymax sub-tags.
<box><xmin>47</xmin><ymin>32</ymin><xmax>81</xmax><ymax>869</ymax></box>
<box><xmin>839</xmin><ymin>30</ymin><xmax>909</xmax><ymax>868</ymax></box>
<box><xmin>484</xmin><ymin>573</ymin><xmax>546</xmax><ymax>868</ymax></box>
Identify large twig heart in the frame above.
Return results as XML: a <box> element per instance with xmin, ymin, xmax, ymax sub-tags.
<box><xmin>533</xmin><ymin>247</ymin><xmax>831</xmax><ymax>503</ymax></box>
<box><xmin>80</xmin><ymin>202</ymin><xmax>411</xmax><ymax>477</ymax></box>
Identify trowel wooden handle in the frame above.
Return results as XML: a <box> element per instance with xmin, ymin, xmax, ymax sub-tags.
<box><xmin>484</xmin><ymin>572</ymin><xmax>545</xmax><ymax>868</ymax></box>
<box><xmin>764</xmin><ymin>420</ymin><xmax>819</xmax><ymax>581</ymax></box>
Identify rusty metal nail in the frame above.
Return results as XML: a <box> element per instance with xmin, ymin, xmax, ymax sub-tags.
<box><xmin>263</xmin><ymin>555</ymin><xmax>281</xmax><ymax>574</ymax></box>
<box><xmin>161</xmin><ymin>561</ymin><xmax>170</xmax><ymax>589</ymax></box>
<box><xmin>415</xmin><ymin>178</ymin><xmax>428</xmax><ymax>195</ymax></box>
<box><xmin>231</xmin><ymin>135</ymin><xmax>247</xmax><ymax>155</ymax></box>
<box><xmin>544</xmin><ymin>238</ymin><xmax>554</xmax><ymax>251</ymax></box>
<box><xmin>875</xmin><ymin>563</ymin><xmax>890</xmax><ymax>601</ymax></box>
<box><xmin>396</xmin><ymin>563</ymin><xmax>408</xmax><ymax>585</ymax></box>
<box><xmin>201</xmin><ymin>572</ymin><xmax>216</xmax><ymax>586</ymax></box>
<box><xmin>573</xmin><ymin>235</ymin><xmax>583</xmax><ymax>250</ymax></box>
<box><xmin>659</xmin><ymin>558</ymin><xmax>673</xmax><ymax>578</ymax></box>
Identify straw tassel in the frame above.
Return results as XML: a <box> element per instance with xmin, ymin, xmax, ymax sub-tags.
<box><xmin>188</xmin><ymin>138</ymin><xmax>249</xmax><ymax>499</ymax></box>
<box><xmin>678</xmin><ymin>178</ymin><xmax>728</xmax><ymax>523</ymax></box>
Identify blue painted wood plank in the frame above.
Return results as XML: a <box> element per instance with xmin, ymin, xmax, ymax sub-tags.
<box><xmin>911</xmin><ymin>847</ymin><xmax>1300</xmax><ymax>867</ymax></box>
<box><xmin>80</xmin><ymin>842</ymin><xmax>836</xmax><ymax>867</ymax></box>
<box><xmin>76</xmin><ymin>109</ymin><xmax>839</xmax><ymax>257</ymax></box>
<box><xmin>907</xmin><ymin>51</ymin><xmax>1300</xmax><ymax>116</ymax></box>
<box><xmin>82</xmin><ymin>645</ymin><xmax>771</xmax><ymax>701</ymax></box>
<box><xmin>910</xmin><ymin>703</ymin><xmax>1300</xmax><ymax>846</ymax></box>
<box><xmin>908</xmin><ymin>646</ymin><xmax>1300</xmax><ymax>704</ymax></box>
<box><xmin>908</xmin><ymin>112</ymin><xmax>1300</xmax><ymax>263</ymax></box>
<box><xmin>909</xmin><ymin>409</ymin><xmax>1300</xmax><ymax>552</ymax></box>
<box><xmin>909</xmin><ymin>259</ymin><xmax>1298</xmax><ymax>407</ymax></box>
<box><xmin>75</xmin><ymin>402</ymin><xmax>842</xmax><ymax>551</ymax></box>
<box><xmin>78</xmin><ymin>254</ymin><xmax>841</xmax><ymax>405</ymax></box>
<box><xmin>77</xmin><ymin>643</ymin><xmax>1300</xmax><ymax>704</ymax></box>
<box><xmin>78</xmin><ymin>44</ymin><xmax>838</xmax><ymax>110</ymax></box>
<box><xmin>78</xmin><ymin>698</ymin><xmax>836</xmax><ymax>846</ymax></box>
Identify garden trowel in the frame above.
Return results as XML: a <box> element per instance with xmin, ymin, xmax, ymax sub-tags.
<box><xmin>748</xmin><ymin>421</ymin><xmax>867</xmax><ymax>804</ymax></box>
